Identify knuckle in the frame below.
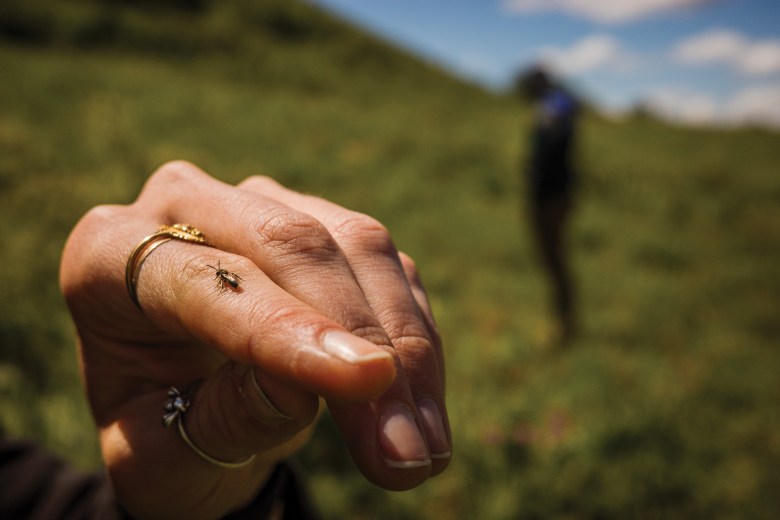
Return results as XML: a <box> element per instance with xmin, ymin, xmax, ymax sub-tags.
<box><xmin>386</xmin><ymin>314</ymin><xmax>434</xmax><ymax>352</ymax></box>
<box><xmin>153</xmin><ymin>160</ymin><xmax>202</xmax><ymax>181</ymax></box>
<box><xmin>398</xmin><ymin>251</ymin><xmax>419</xmax><ymax>276</ymax></box>
<box><xmin>245</xmin><ymin>299</ymin><xmax>315</xmax><ymax>355</ymax></box>
<box><xmin>237</xmin><ymin>175</ymin><xmax>279</xmax><ymax>192</ymax></box>
<box><xmin>254</xmin><ymin>208</ymin><xmax>340</xmax><ymax>258</ymax></box>
<box><xmin>393</xmin><ymin>331</ymin><xmax>435</xmax><ymax>354</ymax></box>
<box><xmin>349</xmin><ymin>323</ymin><xmax>393</xmax><ymax>348</ymax></box>
<box><xmin>141</xmin><ymin>161</ymin><xmax>206</xmax><ymax>199</ymax></box>
<box><xmin>252</xmin><ymin>300</ymin><xmax>310</xmax><ymax>338</ymax></box>
<box><xmin>81</xmin><ymin>203</ymin><xmax>125</xmax><ymax>227</ymax></box>
<box><xmin>331</xmin><ymin>212</ymin><xmax>395</xmax><ymax>255</ymax></box>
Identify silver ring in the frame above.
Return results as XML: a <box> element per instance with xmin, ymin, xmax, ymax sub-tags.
<box><xmin>163</xmin><ymin>386</ymin><xmax>256</xmax><ymax>469</ymax></box>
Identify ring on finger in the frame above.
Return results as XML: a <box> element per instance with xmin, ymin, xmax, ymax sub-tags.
<box><xmin>163</xmin><ymin>386</ymin><xmax>256</xmax><ymax>469</ymax></box>
<box><xmin>125</xmin><ymin>224</ymin><xmax>211</xmax><ymax>309</ymax></box>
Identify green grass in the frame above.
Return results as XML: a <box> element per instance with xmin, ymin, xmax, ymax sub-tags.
<box><xmin>1</xmin><ymin>1</ymin><xmax>779</xmax><ymax>518</ymax></box>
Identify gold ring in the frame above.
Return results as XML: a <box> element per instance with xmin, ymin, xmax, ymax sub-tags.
<box><xmin>125</xmin><ymin>224</ymin><xmax>210</xmax><ymax>309</ymax></box>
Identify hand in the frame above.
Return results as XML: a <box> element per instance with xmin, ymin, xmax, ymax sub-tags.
<box><xmin>60</xmin><ymin>161</ymin><xmax>450</xmax><ymax>518</ymax></box>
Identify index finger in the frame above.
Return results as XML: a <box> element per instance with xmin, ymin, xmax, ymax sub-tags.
<box><xmin>62</xmin><ymin>200</ymin><xmax>398</xmax><ymax>402</ymax></box>
<box><xmin>134</xmin><ymin>239</ymin><xmax>397</xmax><ymax>401</ymax></box>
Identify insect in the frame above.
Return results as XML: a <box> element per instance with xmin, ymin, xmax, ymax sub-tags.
<box><xmin>206</xmin><ymin>261</ymin><xmax>243</xmax><ymax>291</ymax></box>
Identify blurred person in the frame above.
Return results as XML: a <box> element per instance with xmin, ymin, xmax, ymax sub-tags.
<box><xmin>517</xmin><ymin>66</ymin><xmax>579</xmax><ymax>344</ymax></box>
<box><xmin>1</xmin><ymin>161</ymin><xmax>450</xmax><ymax>519</ymax></box>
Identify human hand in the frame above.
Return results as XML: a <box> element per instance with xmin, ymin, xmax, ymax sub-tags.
<box><xmin>60</xmin><ymin>161</ymin><xmax>450</xmax><ymax>518</ymax></box>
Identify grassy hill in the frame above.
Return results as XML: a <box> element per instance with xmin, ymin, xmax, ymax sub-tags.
<box><xmin>1</xmin><ymin>1</ymin><xmax>779</xmax><ymax>517</ymax></box>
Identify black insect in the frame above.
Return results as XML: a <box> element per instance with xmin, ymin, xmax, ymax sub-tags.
<box><xmin>206</xmin><ymin>261</ymin><xmax>243</xmax><ymax>291</ymax></box>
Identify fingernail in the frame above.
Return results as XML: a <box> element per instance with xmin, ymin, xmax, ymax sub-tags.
<box><xmin>416</xmin><ymin>398</ymin><xmax>451</xmax><ymax>460</ymax></box>
<box><xmin>246</xmin><ymin>368</ymin><xmax>293</xmax><ymax>426</ymax></box>
<box><xmin>322</xmin><ymin>330</ymin><xmax>392</xmax><ymax>364</ymax></box>
<box><xmin>378</xmin><ymin>404</ymin><xmax>431</xmax><ymax>469</ymax></box>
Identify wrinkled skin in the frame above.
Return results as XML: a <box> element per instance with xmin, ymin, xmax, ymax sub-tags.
<box><xmin>60</xmin><ymin>162</ymin><xmax>450</xmax><ymax>519</ymax></box>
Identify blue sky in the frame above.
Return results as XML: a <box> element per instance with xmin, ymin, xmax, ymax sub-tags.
<box><xmin>307</xmin><ymin>0</ymin><xmax>780</xmax><ymax>128</ymax></box>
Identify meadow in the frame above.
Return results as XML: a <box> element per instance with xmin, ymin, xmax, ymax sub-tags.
<box><xmin>1</xmin><ymin>1</ymin><xmax>779</xmax><ymax>518</ymax></box>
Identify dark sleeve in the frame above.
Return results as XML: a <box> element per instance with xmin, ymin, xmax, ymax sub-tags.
<box><xmin>0</xmin><ymin>436</ymin><xmax>127</xmax><ymax>520</ymax></box>
<box><xmin>0</xmin><ymin>436</ymin><xmax>319</xmax><ymax>520</ymax></box>
<box><xmin>224</xmin><ymin>460</ymin><xmax>320</xmax><ymax>520</ymax></box>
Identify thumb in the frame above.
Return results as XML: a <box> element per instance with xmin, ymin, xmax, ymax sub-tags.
<box><xmin>180</xmin><ymin>361</ymin><xmax>320</xmax><ymax>465</ymax></box>
<box><xmin>100</xmin><ymin>362</ymin><xmax>320</xmax><ymax>518</ymax></box>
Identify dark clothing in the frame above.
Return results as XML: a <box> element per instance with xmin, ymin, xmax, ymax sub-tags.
<box><xmin>0</xmin><ymin>436</ymin><xmax>318</xmax><ymax>519</ymax></box>
<box><xmin>523</xmin><ymin>87</ymin><xmax>579</xmax><ymax>342</ymax></box>
<box><xmin>0</xmin><ymin>437</ymin><xmax>122</xmax><ymax>520</ymax></box>
<box><xmin>526</xmin><ymin>89</ymin><xmax>578</xmax><ymax>203</ymax></box>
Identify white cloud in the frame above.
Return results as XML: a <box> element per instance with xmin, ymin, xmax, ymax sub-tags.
<box><xmin>538</xmin><ymin>34</ymin><xmax>633</xmax><ymax>75</ymax></box>
<box><xmin>502</xmin><ymin>0</ymin><xmax>711</xmax><ymax>24</ymax></box>
<box><xmin>672</xmin><ymin>29</ymin><xmax>780</xmax><ymax>76</ymax></box>
<box><xmin>646</xmin><ymin>84</ymin><xmax>780</xmax><ymax>128</ymax></box>
<box><xmin>672</xmin><ymin>29</ymin><xmax>744</xmax><ymax>63</ymax></box>
<box><xmin>739</xmin><ymin>42</ymin><xmax>780</xmax><ymax>75</ymax></box>
<box><xmin>724</xmin><ymin>85</ymin><xmax>780</xmax><ymax>126</ymax></box>
<box><xmin>645</xmin><ymin>88</ymin><xmax>720</xmax><ymax>125</ymax></box>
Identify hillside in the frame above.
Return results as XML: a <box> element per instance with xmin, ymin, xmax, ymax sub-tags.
<box><xmin>1</xmin><ymin>1</ymin><xmax>779</xmax><ymax>518</ymax></box>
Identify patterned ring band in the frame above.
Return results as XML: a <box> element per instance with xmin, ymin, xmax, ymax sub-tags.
<box><xmin>125</xmin><ymin>224</ymin><xmax>210</xmax><ymax>309</ymax></box>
